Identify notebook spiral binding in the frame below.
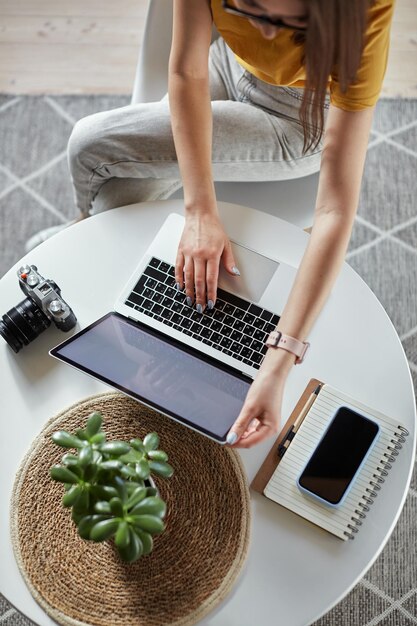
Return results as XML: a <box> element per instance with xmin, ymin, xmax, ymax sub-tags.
<box><xmin>344</xmin><ymin>425</ymin><xmax>410</xmax><ymax>540</ymax></box>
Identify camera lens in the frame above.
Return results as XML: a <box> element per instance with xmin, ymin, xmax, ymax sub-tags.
<box><xmin>0</xmin><ymin>297</ymin><xmax>50</xmax><ymax>353</ymax></box>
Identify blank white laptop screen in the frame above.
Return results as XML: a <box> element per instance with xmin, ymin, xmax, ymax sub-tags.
<box><xmin>50</xmin><ymin>312</ymin><xmax>252</xmax><ymax>443</ymax></box>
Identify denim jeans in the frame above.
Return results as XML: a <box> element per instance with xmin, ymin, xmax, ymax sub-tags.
<box><xmin>67</xmin><ymin>37</ymin><xmax>329</xmax><ymax>216</ymax></box>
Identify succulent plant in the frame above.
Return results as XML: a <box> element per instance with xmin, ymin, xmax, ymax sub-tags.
<box><xmin>50</xmin><ymin>411</ymin><xmax>173</xmax><ymax>563</ymax></box>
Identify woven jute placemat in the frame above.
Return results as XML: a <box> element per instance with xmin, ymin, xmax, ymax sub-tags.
<box><xmin>10</xmin><ymin>392</ymin><xmax>251</xmax><ymax>626</ymax></box>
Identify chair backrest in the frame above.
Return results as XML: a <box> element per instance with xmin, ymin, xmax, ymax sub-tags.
<box><xmin>132</xmin><ymin>0</ymin><xmax>218</xmax><ymax>104</ymax></box>
<box><xmin>132</xmin><ymin>0</ymin><xmax>172</xmax><ymax>104</ymax></box>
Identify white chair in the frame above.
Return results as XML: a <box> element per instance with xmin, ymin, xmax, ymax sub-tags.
<box><xmin>95</xmin><ymin>0</ymin><xmax>319</xmax><ymax>228</ymax></box>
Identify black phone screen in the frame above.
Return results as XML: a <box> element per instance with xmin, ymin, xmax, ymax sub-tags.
<box><xmin>298</xmin><ymin>406</ymin><xmax>379</xmax><ymax>505</ymax></box>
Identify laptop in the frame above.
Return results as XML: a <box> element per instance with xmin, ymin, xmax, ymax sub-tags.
<box><xmin>50</xmin><ymin>213</ymin><xmax>298</xmax><ymax>444</ymax></box>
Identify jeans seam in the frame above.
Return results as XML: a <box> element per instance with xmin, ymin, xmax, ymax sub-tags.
<box><xmin>283</xmin><ymin>86</ymin><xmax>330</xmax><ymax>110</ymax></box>
<box><xmin>211</xmin><ymin>150</ymin><xmax>322</xmax><ymax>164</ymax></box>
<box><xmin>87</xmin><ymin>159</ymin><xmax>181</xmax><ymax>211</ymax></box>
<box><xmin>234</xmin><ymin>72</ymin><xmax>246</xmax><ymax>101</ymax></box>
<box><xmin>93</xmin><ymin>151</ymin><xmax>321</xmax><ymax>169</ymax></box>
<box><xmin>283</xmin><ymin>86</ymin><xmax>304</xmax><ymax>102</ymax></box>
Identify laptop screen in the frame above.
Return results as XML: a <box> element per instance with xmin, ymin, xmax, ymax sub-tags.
<box><xmin>50</xmin><ymin>312</ymin><xmax>252</xmax><ymax>443</ymax></box>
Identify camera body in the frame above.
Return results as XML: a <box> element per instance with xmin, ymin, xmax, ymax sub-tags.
<box><xmin>0</xmin><ymin>265</ymin><xmax>77</xmax><ymax>353</ymax></box>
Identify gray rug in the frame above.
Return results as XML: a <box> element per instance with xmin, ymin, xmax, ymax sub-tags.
<box><xmin>0</xmin><ymin>95</ymin><xmax>416</xmax><ymax>626</ymax></box>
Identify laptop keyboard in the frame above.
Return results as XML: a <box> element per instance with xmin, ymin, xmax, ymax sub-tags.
<box><xmin>124</xmin><ymin>256</ymin><xmax>280</xmax><ymax>370</ymax></box>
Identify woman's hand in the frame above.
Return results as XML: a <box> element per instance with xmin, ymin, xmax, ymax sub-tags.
<box><xmin>227</xmin><ymin>348</ymin><xmax>295</xmax><ymax>448</ymax></box>
<box><xmin>175</xmin><ymin>209</ymin><xmax>240</xmax><ymax>311</ymax></box>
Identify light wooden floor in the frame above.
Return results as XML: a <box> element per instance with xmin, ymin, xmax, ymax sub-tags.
<box><xmin>0</xmin><ymin>0</ymin><xmax>416</xmax><ymax>96</ymax></box>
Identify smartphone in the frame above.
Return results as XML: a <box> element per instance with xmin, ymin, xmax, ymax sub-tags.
<box><xmin>297</xmin><ymin>406</ymin><xmax>380</xmax><ymax>508</ymax></box>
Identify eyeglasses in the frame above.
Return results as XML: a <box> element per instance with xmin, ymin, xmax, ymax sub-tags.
<box><xmin>221</xmin><ymin>0</ymin><xmax>308</xmax><ymax>31</ymax></box>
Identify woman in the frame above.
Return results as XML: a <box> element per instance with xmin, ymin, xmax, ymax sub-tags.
<box><xmin>56</xmin><ymin>0</ymin><xmax>394</xmax><ymax>449</ymax></box>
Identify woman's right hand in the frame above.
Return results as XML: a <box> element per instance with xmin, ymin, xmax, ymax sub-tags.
<box><xmin>175</xmin><ymin>209</ymin><xmax>240</xmax><ymax>312</ymax></box>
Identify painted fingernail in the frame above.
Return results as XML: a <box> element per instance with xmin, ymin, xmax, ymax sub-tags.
<box><xmin>186</xmin><ymin>296</ymin><xmax>193</xmax><ymax>306</ymax></box>
<box><xmin>232</xmin><ymin>266</ymin><xmax>241</xmax><ymax>276</ymax></box>
<box><xmin>175</xmin><ymin>282</ymin><xmax>181</xmax><ymax>290</ymax></box>
<box><xmin>196</xmin><ymin>303</ymin><xmax>203</xmax><ymax>314</ymax></box>
<box><xmin>226</xmin><ymin>432</ymin><xmax>238</xmax><ymax>445</ymax></box>
<box><xmin>207</xmin><ymin>300</ymin><xmax>215</xmax><ymax>310</ymax></box>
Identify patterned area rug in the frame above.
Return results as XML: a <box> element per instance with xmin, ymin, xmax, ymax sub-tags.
<box><xmin>0</xmin><ymin>95</ymin><xmax>416</xmax><ymax>626</ymax></box>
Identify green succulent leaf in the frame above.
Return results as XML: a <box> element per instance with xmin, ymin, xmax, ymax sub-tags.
<box><xmin>130</xmin><ymin>496</ymin><xmax>166</xmax><ymax>518</ymax></box>
<box><xmin>130</xmin><ymin>438</ymin><xmax>145</xmax><ymax>452</ymax></box>
<box><xmin>66</xmin><ymin>463</ymin><xmax>83</xmax><ymax>479</ymax></box>
<box><xmin>115</xmin><ymin>521</ymin><xmax>130</xmax><ymax>549</ymax></box>
<box><xmin>78</xmin><ymin>445</ymin><xmax>93</xmax><ymax>467</ymax></box>
<box><xmin>146</xmin><ymin>486</ymin><xmax>158</xmax><ymax>497</ymax></box>
<box><xmin>73</xmin><ymin>488</ymin><xmax>90</xmax><ymax>514</ymax></box>
<box><xmin>127</xmin><ymin>480</ymin><xmax>144</xmax><ymax>489</ymax></box>
<box><xmin>99</xmin><ymin>460</ymin><xmax>122</xmax><ymax>471</ymax></box>
<box><xmin>120</xmin><ymin>465</ymin><xmax>138</xmax><ymax>479</ymax></box>
<box><xmin>99</xmin><ymin>442</ymin><xmax>131</xmax><ymax>456</ymax></box>
<box><xmin>119</xmin><ymin>449</ymin><xmax>144</xmax><ymax>464</ymax></box>
<box><xmin>148</xmin><ymin>460</ymin><xmax>174</xmax><ymax>478</ymax></box>
<box><xmin>51</xmin><ymin>431</ymin><xmax>83</xmax><ymax>449</ymax></box>
<box><xmin>135</xmin><ymin>459</ymin><xmax>150</xmax><ymax>480</ymax></box>
<box><xmin>75</xmin><ymin>428</ymin><xmax>89</xmax><ymax>441</ymax></box>
<box><xmin>90</xmin><ymin>485</ymin><xmax>118</xmax><ymax>500</ymax></box>
<box><xmin>94</xmin><ymin>501</ymin><xmax>112</xmax><ymax>514</ymax></box>
<box><xmin>77</xmin><ymin>515</ymin><xmax>107</xmax><ymax>539</ymax></box>
<box><xmin>90</xmin><ymin>432</ymin><xmax>106</xmax><ymax>445</ymax></box>
<box><xmin>61</xmin><ymin>453</ymin><xmax>79</xmax><ymax>466</ymax></box>
<box><xmin>83</xmin><ymin>463</ymin><xmax>98</xmax><ymax>482</ymax></box>
<box><xmin>92</xmin><ymin>450</ymin><xmax>103</xmax><ymax>464</ymax></box>
<box><xmin>130</xmin><ymin>514</ymin><xmax>165</xmax><ymax>535</ymax></box>
<box><xmin>62</xmin><ymin>484</ymin><xmax>82</xmax><ymax>507</ymax></box>
<box><xmin>50</xmin><ymin>465</ymin><xmax>80</xmax><ymax>484</ymax></box>
<box><xmin>113</xmin><ymin>475</ymin><xmax>127</xmax><ymax>504</ymax></box>
<box><xmin>72</xmin><ymin>508</ymin><xmax>84</xmax><ymax>525</ymax></box>
<box><xmin>85</xmin><ymin>412</ymin><xmax>103</xmax><ymax>437</ymax></box>
<box><xmin>109</xmin><ymin>497</ymin><xmax>124</xmax><ymax>517</ymax></box>
<box><xmin>118</xmin><ymin>528</ymin><xmax>143</xmax><ymax>563</ymax></box>
<box><xmin>147</xmin><ymin>450</ymin><xmax>168</xmax><ymax>462</ymax></box>
<box><xmin>130</xmin><ymin>528</ymin><xmax>143</xmax><ymax>560</ymax></box>
<box><xmin>143</xmin><ymin>432</ymin><xmax>159</xmax><ymax>452</ymax></box>
<box><xmin>135</xmin><ymin>529</ymin><xmax>153</xmax><ymax>555</ymax></box>
<box><xmin>90</xmin><ymin>518</ymin><xmax>119</xmax><ymax>542</ymax></box>
<box><xmin>126</xmin><ymin>486</ymin><xmax>147</xmax><ymax>509</ymax></box>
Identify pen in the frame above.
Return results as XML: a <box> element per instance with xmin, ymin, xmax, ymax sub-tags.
<box><xmin>278</xmin><ymin>383</ymin><xmax>322</xmax><ymax>457</ymax></box>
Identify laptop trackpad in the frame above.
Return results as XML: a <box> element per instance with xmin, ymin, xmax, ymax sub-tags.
<box><xmin>218</xmin><ymin>241</ymin><xmax>279</xmax><ymax>303</ymax></box>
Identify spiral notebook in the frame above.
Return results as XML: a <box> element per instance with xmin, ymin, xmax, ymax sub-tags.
<box><xmin>251</xmin><ymin>378</ymin><xmax>409</xmax><ymax>540</ymax></box>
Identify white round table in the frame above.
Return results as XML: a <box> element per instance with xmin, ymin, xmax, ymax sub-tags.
<box><xmin>0</xmin><ymin>200</ymin><xmax>415</xmax><ymax>626</ymax></box>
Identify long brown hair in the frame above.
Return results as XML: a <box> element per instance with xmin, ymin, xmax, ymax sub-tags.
<box><xmin>294</xmin><ymin>0</ymin><xmax>371</xmax><ymax>153</ymax></box>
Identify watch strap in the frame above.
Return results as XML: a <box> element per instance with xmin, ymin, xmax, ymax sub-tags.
<box><xmin>265</xmin><ymin>330</ymin><xmax>309</xmax><ymax>364</ymax></box>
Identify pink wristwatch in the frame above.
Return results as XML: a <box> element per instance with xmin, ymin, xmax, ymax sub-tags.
<box><xmin>265</xmin><ymin>330</ymin><xmax>310</xmax><ymax>364</ymax></box>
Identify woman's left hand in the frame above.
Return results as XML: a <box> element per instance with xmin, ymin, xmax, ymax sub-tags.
<box><xmin>227</xmin><ymin>349</ymin><xmax>295</xmax><ymax>448</ymax></box>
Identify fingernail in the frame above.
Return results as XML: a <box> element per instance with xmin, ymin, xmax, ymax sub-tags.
<box><xmin>232</xmin><ymin>266</ymin><xmax>241</xmax><ymax>276</ymax></box>
<box><xmin>226</xmin><ymin>432</ymin><xmax>238</xmax><ymax>445</ymax></box>
<box><xmin>207</xmin><ymin>300</ymin><xmax>215</xmax><ymax>310</ymax></box>
<box><xmin>186</xmin><ymin>296</ymin><xmax>193</xmax><ymax>306</ymax></box>
<box><xmin>196</xmin><ymin>303</ymin><xmax>203</xmax><ymax>314</ymax></box>
<box><xmin>175</xmin><ymin>282</ymin><xmax>181</xmax><ymax>290</ymax></box>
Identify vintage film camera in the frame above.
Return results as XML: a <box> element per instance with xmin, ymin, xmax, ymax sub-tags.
<box><xmin>0</xmin><ymin>265</ymin><xmax>77</xmax><ymax>353</ymax></box>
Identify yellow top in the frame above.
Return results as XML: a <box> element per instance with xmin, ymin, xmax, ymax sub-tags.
<box><xmin>210</xmin><ymin>0</ymin><xmax>394</xmax><ymax>110</ymax></box>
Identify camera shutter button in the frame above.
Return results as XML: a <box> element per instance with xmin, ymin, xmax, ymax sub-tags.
<box><xmin>49</xmin><ymin>300</ymin><xmax>63</xmax><ymax>314</ymax></box>
<box><xmin>26</xmin><ymin>274</ymin><xmax>39</xmax><ymax>287</ymax></box>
